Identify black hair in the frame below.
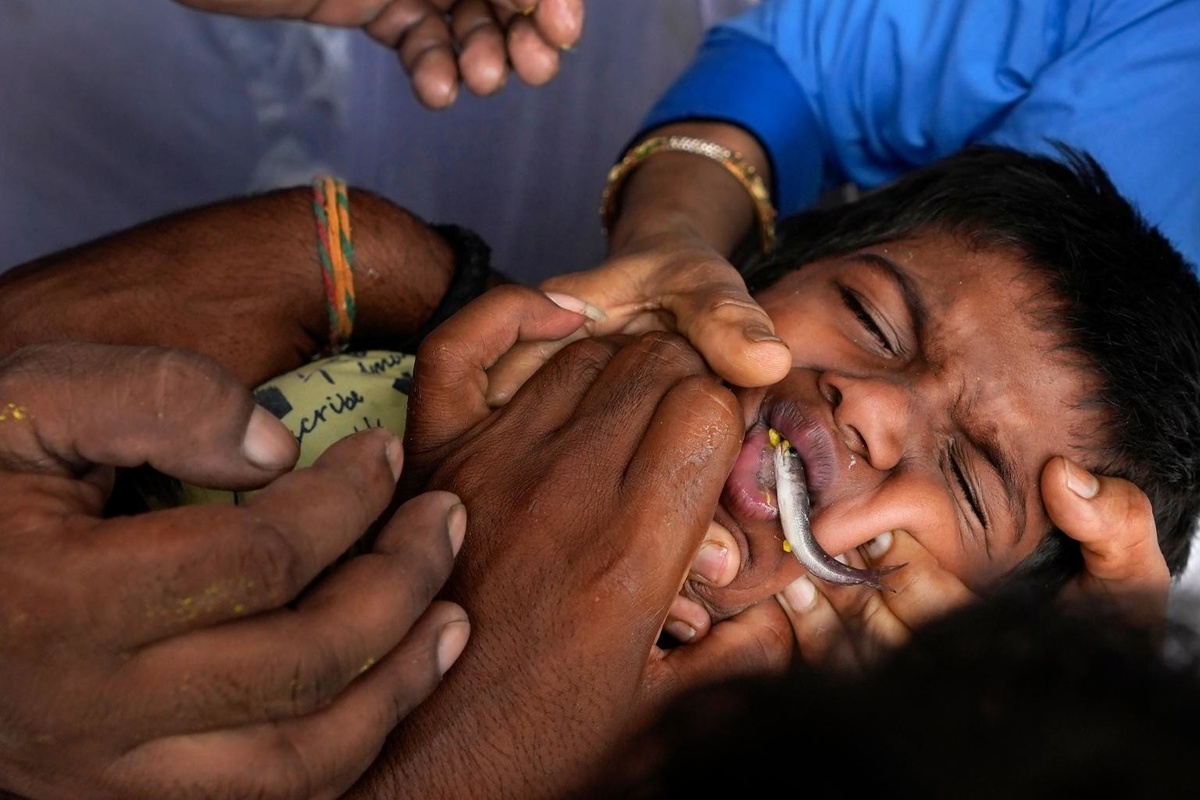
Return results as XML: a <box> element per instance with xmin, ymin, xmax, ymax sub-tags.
<box><xmin>741</xmin><ymin>144</ymin><xmax>1200</xmax><ymax>589</ymax></box>
<box><xmin>587</xmin><ymin>589</ymin><xmax>1200</xmax><ymax>798</ymax></box>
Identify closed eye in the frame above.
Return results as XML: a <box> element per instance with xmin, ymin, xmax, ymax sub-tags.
<box><xmin>949</xmin><ymin>440</ymin><xmax>989</xmax><ymax>535</ymax></box>
<box><xmin>838</xmin><ymin>285</ymin><xmax>895</xmax><ymax>355</ymax></box>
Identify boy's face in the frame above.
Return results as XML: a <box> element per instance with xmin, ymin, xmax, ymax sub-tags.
<box><xmin>688</xmin><ymin>231</ymin><xmax>1106</xmax><ymax>621</ymax></box>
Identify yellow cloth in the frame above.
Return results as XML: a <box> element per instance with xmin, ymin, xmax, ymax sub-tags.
<box><xmin>177</xmin><ymin>350</ymin><xmax>415</xmax><ymax>506</ymax></box>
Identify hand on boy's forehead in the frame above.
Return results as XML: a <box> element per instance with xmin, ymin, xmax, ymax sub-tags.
<box><xmin>691</xmin><ymin>232</ymin><xmax>1106</xmax><ymax>621</ymax></box>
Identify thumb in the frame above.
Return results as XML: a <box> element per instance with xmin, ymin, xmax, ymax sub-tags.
<box><xmin>654</xmin><ymin>599</ymin><xmax>793</xmax><ymax>693</ymax></box>
<box><xmin>0</xmin><ymin>342</ymin><xmax>298</xmax><ymax>489</ymax></box>
<box><xmin>1041</xmin><ymin>456</ymin><xmax>1169</xmax><ymax>623</ymax></box>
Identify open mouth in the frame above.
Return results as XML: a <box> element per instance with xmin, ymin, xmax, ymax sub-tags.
<box><xmin>717</xmin><ymin>403</ymin><xmax>902</xmax><ymax>593</ymax></box>
<box><xmin>770</xmin><ymin>428</ymin><xmax>895</xmax><ymax>590</ymax></box>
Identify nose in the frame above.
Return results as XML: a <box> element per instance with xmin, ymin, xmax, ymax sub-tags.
<box><xmin>819</xmin><ymin>371</ymin><xmax>917</xmax><ymax>471</ymax></box>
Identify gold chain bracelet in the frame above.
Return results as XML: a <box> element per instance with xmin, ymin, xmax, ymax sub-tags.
<box><xmin>599</xmin><ymin>135</ymin><xmax>777</xmax><ymax>253</ymax></box>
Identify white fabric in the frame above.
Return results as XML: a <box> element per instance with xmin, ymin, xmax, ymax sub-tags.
<box><xmin>0</xmin><ymin>0</ymin><xmax>755</xmax><ymax>284</ymax></box>
<box><xmin>1172</xmin><ymin>540</ymin><xmax>1200</xmax><ymax>626</ymax></box>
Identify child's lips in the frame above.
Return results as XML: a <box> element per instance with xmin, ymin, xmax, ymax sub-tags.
<box><xmin>720</xmin><ymin>424</ymin><xmax>779</xmax><ymax>524</ymax></box>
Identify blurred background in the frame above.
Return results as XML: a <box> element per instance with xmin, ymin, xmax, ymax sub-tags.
<box><xmin>0</xmin><ymin>0</ymin><xmax>756</xmax><ymax>284</ymax></box>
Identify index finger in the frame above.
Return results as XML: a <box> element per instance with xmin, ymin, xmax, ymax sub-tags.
<box><xmin>543</xmin><ymin>257</ymin><xmax>792</xmax><ymax>389</ymax></box>
<box><xmin>857</xmin><ymin>529</ymin><xmax>977</xmax><ymax>629</ymax></box>
<box><xmin>86</xmin><ymin>427</ymin><xmax>407</xmax><ymax>643</ymax></box>
<box><xmin>500</xmin><ymin>0</ymin><xmax>583</xmax><ymax>48</ymax></box>
<box><xmin>778</xmin><ymin>530</ymin><xmax>976</xmax><ymax>669</ymax></box>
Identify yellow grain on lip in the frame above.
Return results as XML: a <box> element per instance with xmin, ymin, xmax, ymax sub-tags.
<box><xmin>768</xmin><ymin>427</ymin><xmax>792</xmax><ymax>553</ymax></box>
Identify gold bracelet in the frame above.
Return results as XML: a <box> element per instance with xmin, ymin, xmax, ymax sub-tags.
<box><xmin>599</xmin><ymin>135</ymin><xmax>777</xmax><ymax>253</ymax></box>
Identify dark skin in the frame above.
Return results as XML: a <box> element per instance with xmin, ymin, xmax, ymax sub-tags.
<box><xmin>172</xmin><ymin>0</ymin><xmax>585</xmax><ymax>110</ymax></box>
<box><xmin>352</xmin><ymin>286</ymin><xmax>793</xmax><ymax>799</ymax></box>
<box><xmin>0</xmin><ymin>189</ymin><xmax>479</xmax><ymax>799</ymax></box>
<box><xmin>524</xmin><ymin>120</ymin><xmax>1173</xmax><ymax>651</ymax></box>
<box><xmin>0</xmin><ymin>185</ymin><xmax>1173</xmax><ymax>797</ymax></box>
<box><xmin>0</xmin><ymin>342</ymin><xmax>468</xmax><ymax>799</ymax></box>
<box><xmin>0</xmin><ymin>187</ymin><xmax>456</xmax><ymax>387</ymax></box>
<box><xmin>0</xmin><ymin>187</ymin><xmax>777</xmax><ymax>799</ymax></box>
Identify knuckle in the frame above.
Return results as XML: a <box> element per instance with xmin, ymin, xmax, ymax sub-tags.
<box><xmin>633</xmin><ymin>330</ymin><xmax>705</xmax><ymax>371</ymax></box>
<box><xmin>236</xmin><ymin>516</ymin><xmax>309</xmax><ymax>606</ymax></box>
<box><xmin>1121</xmin><ymin>489</ymin><xmax>1155</xmax><ymax>529</ymax></box>
<box><xmin>692</xmin><ymin>290</ymin><xmax>769</xmax><ymax>333</ymax></box>
<box><xmin>284</xmin><ymin>645</ymin><xmax>349</xmax><ymax>718</ymax></box>
<box><xmin>553</xmin><ymin>336</ymin><xmax>621</xmax><ymax>380</ymax></box>
<box><xmin>677</xmin><ymin>374</ymin><xmax>740</xmax><ymax>420</ymax></box>
<box><xmin>857</xmin><ymin>593</ymin><xmax>898</xmax><ymax>633</ymax></box>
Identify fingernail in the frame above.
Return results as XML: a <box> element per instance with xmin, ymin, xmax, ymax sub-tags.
<box><xmin>780</xmin><ymin>575</ymin><xmax>817</xmax><ymax>613</ymax></box>
<box><xmin>544</xmin><ymin>291</ymin><xmax>608</xmax><ymax>321</ymax></box>
<box><xmin>243</xmin><ymin>405</ymin><xmax>299</xmax><ymax>470</ymax></box>
<box><xmin>436</xmin><ymin>618</ymin><xmax>471</xmax><ymax>676</ymax></box>
<box><xmin>385</xmin><ymin>435</ymin><xmax>404</xmax><ymax>482</ymax></box>
<box><xmin>1064</xmin><ymin>458</ymin><xmax>1099</xmax><ymax>499</ymax></box>
<box><xmin>744</xmin><ymin>325</ymin><xmax>784</xmax><ymax>344</ymax></box>
<box><xmin>691</xmin><ymin>541</ymin><xmax>729</xmax><ymax>585</ymax></box>
<box><xmin>864</xmin><ymin>531</ymin><xmax>893</xmax><ymax>559</ymax></box>
<box><xmin>663</xmin><ymin>619</ymin><xmax>696</xmax><ymax>643</ymax></box>
<box><xmin>520</xmin><ymin>3</ymin><xmax>536</xmax><ymax>15</ymax></box>
<box><xmin>447</xmin><ymin>502</ymin><xmax>467</xmax><ymax>556</ymax></box>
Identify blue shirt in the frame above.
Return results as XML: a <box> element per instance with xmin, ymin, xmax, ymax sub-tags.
<box><xmin>642</xmin><ymin>0</ymin><xmax>1200</xmax><ymax>272</ymax></box>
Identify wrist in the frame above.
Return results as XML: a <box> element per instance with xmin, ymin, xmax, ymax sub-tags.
<box><xmin>602</xmin><ymin>124</ymin><xmax>775</xmax><ymax>260</ymax></box>
<box><xmin>606</xmin><ymin>205</ymin><xmax>718</xmax><ymax>259</ymax></box>
<box><xmin>341</xmin><ymin>190</ymin><xmax>456</xmax><ymax>350</ymax></box>
<box><xmin>348</xmin><ymin>202</ymin><xmax>501</xmax><ymax>352</ymax></box>
<box><xmin>602</xmin><ymin>136</ymin><xmax>775</xmax><ymax>256</ymax></box>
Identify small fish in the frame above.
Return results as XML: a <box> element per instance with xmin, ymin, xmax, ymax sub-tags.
<box><xmin>771</xmin><ymin>430</ymin><xmax>900</xmax><ymax>591</ymax></box>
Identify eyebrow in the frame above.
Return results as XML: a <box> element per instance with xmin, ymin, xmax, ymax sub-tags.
<box><xmin>855</xmin><ymin>251</ymin><xmax>1028</xmax><ymax>550</ymax></box>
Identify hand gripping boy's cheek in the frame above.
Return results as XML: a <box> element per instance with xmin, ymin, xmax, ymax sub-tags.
<box><xmin>683</xmin><ymin>233</ymin><xmax>1108</xmax><ymax>623</ymax></box>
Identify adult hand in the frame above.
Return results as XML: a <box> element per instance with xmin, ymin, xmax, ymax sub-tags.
<box><xmin>354</xmin><ymin>286</ymin><xmax>792</xmax><ymax>799</ymax></box>
<box><xmin>488</xmin><ymin>120</ymin><xmax>792</xmax><ymax>402</ymax></box>
<box><xmin>1041</xmin><ymin>456</ymin><xmax>1172</xmax><ymax>627</ymax></box>
<box><xmin>539</xmin><ymin>232</ymin><xmax>792</xmax><ymax>389</ymax></box>
<box><xmin>173</xmin><ymin>1</ymin><xmax>584</xmax><ymax>109</ymax></box>
<box><xmin>773</xmin><ymin>530</ymin><xmax>975</xmax><ymax>675</ymax></box>
<box><xmin>485</xmin><ymin>232</ymin><xmax>791</xmax><ymax>407</ymax></box>
<box><xmin>0</xmin><ymin>342</ymin><xmax>468</xmax><ymax>800</ymax></box>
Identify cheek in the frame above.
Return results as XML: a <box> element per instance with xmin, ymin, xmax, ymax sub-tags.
<box><xmin>762</xmin><ymin>297</ymin><xmax>847</xmax><ymax>366</ymax></box>
<box><xmin>813</xmin><ymin>476</ymin><xmax>980</xmax><ymax>582</ymax></box>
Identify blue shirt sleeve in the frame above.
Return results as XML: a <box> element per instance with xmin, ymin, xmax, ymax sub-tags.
<box><xmin>641</xmin><ymin>0</ymin><xmax>1200</xmax><ymax>272</ymax></box>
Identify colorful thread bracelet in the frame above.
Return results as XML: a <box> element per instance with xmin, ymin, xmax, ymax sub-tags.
<box><xmin>312</xmin><ymin>176</ymin><xmax>357</xmax><ymax>355</ymax></box>
<box><xmin>599</xmin><ymin>135</ymin><xmax>777</xmax><ymax>254</ymax></box>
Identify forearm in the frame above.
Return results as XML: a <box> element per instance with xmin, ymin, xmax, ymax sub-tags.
<box><xmin>605</xmin><ymin>121</ymin><xmax>771</xmax><ymax>261</ymax></box>
<box><xmin>0</xmin><ymin>186</ymin><xmax>457</xmax><ymax>387</ymax></box>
